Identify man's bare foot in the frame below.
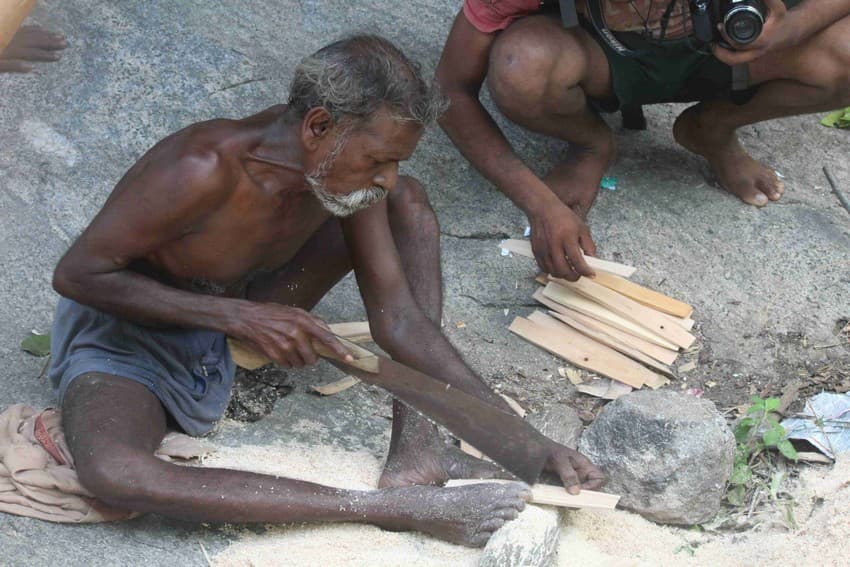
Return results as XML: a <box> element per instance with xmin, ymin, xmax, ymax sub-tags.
<box><xmin>1</xmin><ymin>25</ymin><xmax>67</xmax><ymax>73</ymax></box>
<box><xmin>673</xmin><ymin>104</ymin><xmax>784</xmax><ymax>206</ymax></box>
<box><xmin>377</xmin><ymin>482</ymin><xmax>530</xmax><ymax>547</ymax></box>
<box><xmin>379</xmin><ymin>437</ymin><xmax>513</xmax><ymax>488</ymax></box>
<box><xmin>544</xmin><ymin>134</ymin><xmax>616</xmax><ymax>220</ymax></box>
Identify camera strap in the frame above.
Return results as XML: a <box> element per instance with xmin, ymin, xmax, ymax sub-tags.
<box><xmin>560</xmin><ymin>0</ymin><xmax>641</xmax><ymax>57</ymax></box>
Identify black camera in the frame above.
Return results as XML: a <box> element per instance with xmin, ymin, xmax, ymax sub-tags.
<box><xmin>691</xmin><ymin>0</ymin><xmax>768</xmax><ymax>46</ymax></box>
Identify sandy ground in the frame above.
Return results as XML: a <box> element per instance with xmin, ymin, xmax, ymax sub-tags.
<box><xmin>204</xmin><ymin>421</ymin><xmax>849</xmax><ymax>567</ymax></box>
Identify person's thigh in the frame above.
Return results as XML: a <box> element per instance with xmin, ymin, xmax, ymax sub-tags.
<box><xmin>62</xmin><ymin>373</ymin><xmax>167</xmax><ymax>479</ymax></box>
<box><xmin>749</xmin><ymin>13</ymin><xmax>850</xmax><ymax>87</ymax></box>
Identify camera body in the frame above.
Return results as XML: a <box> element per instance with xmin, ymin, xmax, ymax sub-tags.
<box><xmin>691</xmin><ymin>0</ymin><xmax>768</xmax><ymax>46</ymax></box>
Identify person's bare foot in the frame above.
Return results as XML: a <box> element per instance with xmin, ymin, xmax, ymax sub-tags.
<box><xmin>379</xmin><ymin>437</ymin><xmax>514</xmax><ymax>488</ymax></box>
<box><xmin>1</xmin><ymin>25</ymin><xmax>67</xmax><ymax>73</ymax></box>
<box><xmin>673</xmin><ymin>104</ymin><xmax>784</xmax><ymax>206</ymax></box>
<box><xmin>376</xmin><ymin>482</ymin><xmax>530</xmax><ymax>547</ymax></box>
<box><xmin>544</xmin><ymin>133</ymin><xmax>616</xmax><ymax>220</ymax></box>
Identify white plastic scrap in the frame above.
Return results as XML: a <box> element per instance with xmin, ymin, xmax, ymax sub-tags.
<box><xmin>781</xmin><ymin>392</ymin><xmax>850</xmax><ymax>459</ymax></box>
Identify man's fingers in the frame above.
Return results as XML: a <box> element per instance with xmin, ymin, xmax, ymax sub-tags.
<box><xmin>0</xmin><ymin>60</ymin><xmax>32</xmax><ymax>73</ymax></box>
<box><xmin>549</xmin><ymin>239</ymin><xmax>577</xmax><ymax>281</ymax></box>
<box><xmin>570</xmin><ymin>454</ymin><xmax>607</xmax><ymax>490</ymax></box>
<box><xmin>556</xmin><ymin>459</ymin><xmax>582</xmax><ymax>495</ymax></box>
<box><xmin>3</xmin><ymin>46</ymin><xmax>61</xmax><ymax>62</ymax></box>
<box><xmin>566</xmin><ymin>242</ymin><xmax>594</xmax><ymax>279</ymax></box>
<box><xmin>313</xmin><ymin>327</ymin><xmax>355</xmax><ymax>362</ymax></box>
<box><xmin>579</xmin><ymin>227</ymin><xmax>597</xmax><ymax>257</ymax></box>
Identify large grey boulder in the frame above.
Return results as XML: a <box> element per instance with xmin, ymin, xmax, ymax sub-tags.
<box><xmin>479</xmin><ymin>505</ymin><xmax>559</xmax><ymax>567</ymax></box>
<box><xmin>579</xmin><ymin>390</ymin><xmax>735</xmax><ymax>525</ymax></box>
<box><xmin>528</xmin><ymin>404</ymin><xmax>583</xmax><ymax>449</ymax></box>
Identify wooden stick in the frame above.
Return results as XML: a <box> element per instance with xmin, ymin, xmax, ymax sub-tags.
<box><xmin>511</xmin><ymin>314</ymin><xmax>653</xmax><ymax>389</ymax></box>
<box><xmin>228</xmin><ymin>321</ymin><xmax>374</xmax><ymax>370</ymax></box>
<box><xmin>546</xmin><ymin>309</ymin><xmax>673</xmax><ymax>378</ymax></box>
<box><xmin>560</xmin><ymin>277</ymin><xmax>696</xmax><ymax>349</ymax></box>
<box><xmin>310</xmin><ymin>375</ymin><xmax>359</xmax><ymax>396</ymax></box>
<box><xmin>445</xmin><ymin>479</ymin><xmax>620</xmax><ymax>510</ymax></box>
<box><xmin>499</xmin><ymin>239</ymin><xmax>636</xmax><ymax>278</ymax></box>
<box><xmin>0</xmin><ymin>0</ymin><xmax>36</xmax><ymax>54</ymax></box>
<box><xmin>540</xmin><ymin>283</ymin><xmax>680</xmax><ymax>350</ymax></box>
<box><xmin>585</xmin><ymin>271</ymin><xmax>693</xmax><ymax>318</ymax></box>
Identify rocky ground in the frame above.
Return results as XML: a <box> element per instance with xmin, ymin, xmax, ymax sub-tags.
<box><xmin>1</xmin><ymin>1</ymin><xmax>848</xmax><ymax>565</ymax></box>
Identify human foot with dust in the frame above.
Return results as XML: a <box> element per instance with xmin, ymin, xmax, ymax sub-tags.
<box><xmin>673</xmin><ymin>103</ymin><xmax>784</xmax><ymax>207</ymax></box>
<box><xmin>379</xmin><ymin>407</ymin><xmax>513</xmax><ymax>488</ymax></box>
<box><xmin>375</xmin><ymin>482</ymin><xmax>531</xmax><ymax>547</ymax></box>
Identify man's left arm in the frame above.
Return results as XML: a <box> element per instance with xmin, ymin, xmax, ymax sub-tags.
<box><xmin>340</xmin><ymin>200</ymin><xmax>510</xmax><ymax>411</ymax></box>
<box><xmin>714</xmin><ymin>0</ymin><xmax>850</xmax><ymax>64</ymax></box>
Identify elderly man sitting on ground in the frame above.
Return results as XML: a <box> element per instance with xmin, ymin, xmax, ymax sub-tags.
<box><xmin>47</xmin><ymin>35</ymin><xmax>604</xmax><ymax>546</ymax></box>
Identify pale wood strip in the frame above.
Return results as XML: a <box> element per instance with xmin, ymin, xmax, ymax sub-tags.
<box><xmin>588</xmin><ymin>271</ymin><xmax>693</xmax><ymax>318</ymax></box>
<box><xmin>540</xmin><ymin>283</ymin><xmax>680</xmax><ymax>350</ymax></box>
<box><xmin>310</xmin><ymin>375</ymin><xmax>359</xmax><ymax>396</ymax></box>
<box><xmin>446</xmin><ymin>479</ymin><xmax>620</xmax><ymax>510</ymax></box>
<box><xmin>511</xmin><ymin>314</ymin><xmax>650</xmax><ymax>389</ymax></box>
<box><xmin>499</xmin><ymin>239</ymin><xmax>636</xmax><ymax>278</ymax></box>
<box><xmin>561</xmin><ymin>277</ymin><xmax>696</xmax><ymax>349</ymax></box>
<box><xmin>546</xmin><ymin>309</ymin><xmax>673</xmax><ymax>377</ymax></box>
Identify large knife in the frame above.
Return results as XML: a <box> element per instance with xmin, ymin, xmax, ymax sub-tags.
<box><xmin>312</xmin><ymin>337</ymin><xmax>553</xmax><ymax>484</ymax></box>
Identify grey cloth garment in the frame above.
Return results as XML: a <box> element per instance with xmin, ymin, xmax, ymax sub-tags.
<box><xmin>48</xmin><ymin>298</ymin><xmax>235</xmax><ymax>436</ymax></box>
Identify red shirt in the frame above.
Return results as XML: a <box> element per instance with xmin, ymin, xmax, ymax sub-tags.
<box><xmin>463</xmin><ymin>0</ymin><xmax>693</xmax><ymax>39</ymax></box>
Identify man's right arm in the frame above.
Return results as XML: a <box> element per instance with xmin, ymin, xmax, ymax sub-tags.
<box><xmin>436</xmin><ymin>10</ymin><xmax>596</xmax><ymax>280</ymax></box>
<box><xmin>52</xmin><ymin>148</ymin><xmax>351</xmax><ymax>368</ymax></box>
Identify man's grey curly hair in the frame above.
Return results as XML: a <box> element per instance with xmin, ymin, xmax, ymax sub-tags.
<box><xmin>288</xmin><ymin>35</ymin><xmax>448</xmax><ymax>127</ymax></box>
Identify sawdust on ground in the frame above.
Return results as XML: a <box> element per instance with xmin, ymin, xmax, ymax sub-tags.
<box><xmin>204</xmin><ymin>422</ymin><xmax>849</xmax><ymax>567</ymax></box>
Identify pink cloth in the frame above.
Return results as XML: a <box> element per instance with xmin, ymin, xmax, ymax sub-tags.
<box><xmin>0</xmin><ymin>404</ymin><xmax>210</xmax><ymax>523</ymax></box>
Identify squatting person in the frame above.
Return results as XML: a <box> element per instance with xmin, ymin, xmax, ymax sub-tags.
<box><xmin>47</xmin><ymin>36</ymin><xmax>604</xmax><ymax>546</ymax></box>
<box><xmin>436</xmin><ymin>0</ymin><xmax>850</xmax><ymax>280</ymax></box>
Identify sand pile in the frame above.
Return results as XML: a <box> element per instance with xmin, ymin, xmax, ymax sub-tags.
<box><xmin>205</xmin><ymin>419</ymin><xmax>848</xmax><ymax>567</ymax></box>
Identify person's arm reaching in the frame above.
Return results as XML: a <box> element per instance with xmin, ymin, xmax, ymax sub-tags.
<box><xmin>52</xmin><ymin>148</ymin><xmax>352</xmax><ymax>368</ymax></box>
<box><xmin>436</xmin><ymin>10</ymin><xmax>596</xmax><ymax>281</ymax></box>
<box><xmin>343</xmin><ymin>201</ymin><xmax>605</xmax><ymax>493</ymax></box>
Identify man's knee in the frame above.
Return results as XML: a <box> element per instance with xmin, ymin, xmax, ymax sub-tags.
<box><xmin>390</xmin><ymin>176</ymin><xmax>439</xmax><ymax>237</ymax></box>
<box><xmin>487</xmin><ymin>18</ymin><xmax>585</xmax><ymax>116</ymax></box>
<box><xmin>75</xmin><ymin>448</ymin><xmax>163</xmax><ymax>507</ymax></box>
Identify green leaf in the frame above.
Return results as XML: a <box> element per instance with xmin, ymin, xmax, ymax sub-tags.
<box><xmin>734</xmin><ymin>420</ymin><xmax>754</xmax><ymax>443</ymax></box>
<box><xmin>764</xmin><ymin>398</ymin><xmax>780</xmax><ymax>412</ymax></box>
<box><xmin>762</xmin><ymin>427</ymin><xmax>783</xmax><ymax>447</ymax></box>
<box><xmin>777</xmin><ymin>439</ymin><xmax>799</xmax><ymax>461</ymax></box>
<box><xmin>821</xmin><ymin>107</ymin><xmax>850</xmax><ymax>128</ymax></box>
<box><xmin>20</xmin><ymin>332</ymin><xmax>50</xmax><ymax>357</ymax></box>
<box><xmin>727</xmin><ymin>485</ymin><xmax>746</xmax><ymax>506</ymax></box>
<box><xmin>730</xmin><ymin>463</ymin><xmax>752</xmax><ymax>485</ymax></box>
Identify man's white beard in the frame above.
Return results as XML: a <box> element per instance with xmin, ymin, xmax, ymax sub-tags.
<box><xmin>306</xmin><ymin>175</ymin><xmax>387</xmax><ymax>217</ymax></box>
<box><xmin>304</xmin><ymin>140</ymin><xmax>388</xmax><ymax>217</ymax></box>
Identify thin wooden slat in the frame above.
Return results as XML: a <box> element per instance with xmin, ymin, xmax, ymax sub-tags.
<box><xmin>511</xmin><ymin>314</ymin><xmax>651</xmax><ymax>389</ymax></box>
<box><xmin>310</xmin><ymin>375</ymin><xmax>359</xmax><ymax>396</ymax></box>
<box><xmin>527</xmin><ymin>311</ymin><xmax>666</xmax><ymax>388</ymax></box>
<box><xmin>540</xmin><ymin>283</ymin><xmax>680</xmax><ymax>350</ymax></box>
<box><xmin>445</xmin><ymin>479</ymin><xmax>620</xmax><ymax>510</ymax></box>
<box><xmin>588</xmin><ymin>271</ymin><xmax>693</xmax><ymax>318</ymax></box>
<box><xmin>329</xmin><ymin>321</ymin><xmax>373</xmax><ymax>343</ymax></box>
<box><xmin>546</xmin><ymin>309</ymin><xmax>673</xmax><ymax>378</ymax></box>
<box><xmin>499</xmin><ymin>239</ymin><xmax>636</xmax><ymax>278</ymax></box>
<box><xmin>561</xmin><ymin>277</ymin><xmax>696</xmax><ymax>349</ymax></box>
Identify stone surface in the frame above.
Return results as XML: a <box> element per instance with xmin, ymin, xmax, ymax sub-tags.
<box><xmin>478</xmin><ymin>505</ymin><xmax>559</xmax><ymax>567</ymax></box>
<box><xmin>527</xmin><ymin>404</ymin><xmax>583</xmax><ymax>449</ymax></box>
<box><xmin>579</xmin><ymin>390</ymin><xmax>735</xmax><ymax>525</ymax></box>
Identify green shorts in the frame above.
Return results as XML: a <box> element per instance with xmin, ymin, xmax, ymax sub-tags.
<box><xmin>581</xmin><ymin>0</ymin><xmax>800</xmax><ymax>110</ymax></box>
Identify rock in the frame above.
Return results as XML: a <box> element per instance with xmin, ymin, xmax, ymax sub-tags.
<box><xmin>479</xmin><ymin>505</ymin><xmax>559</xmax><ymax>567</ymax></box>
<box><xmin>578</xmin><ymin>390</ymin><xmax>735</xmax><ymax>525</ymax></box>
<box><xmin>528</xmin><ymin>404</ymin><xmax>583</xmax><ymax>449</ymax></box>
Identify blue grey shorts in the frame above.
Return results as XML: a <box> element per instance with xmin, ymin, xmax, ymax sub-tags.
<box><xmin>48</xmin><ymin>298</ymin><xmax>236</xmax><ymax>436</ymax></box>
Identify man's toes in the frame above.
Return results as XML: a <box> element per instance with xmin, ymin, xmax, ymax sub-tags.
<box><xmin>478</xmin><ymin>517</ymin><xmax>505</xmax><ymax>535</ymax></box>
<box><xmin>469</xmin><ymin>531</ymin><xmax>494</xmax><ymax>548</ymax></box>
<box><xmin>760</xmin><ymin>177</ymin><xmax>784</xmax><ymax>201</ymax></box>
<box><xmin>495</xmin><ymin>506</ymin><xmax>520</xmax><ymax>521</ymax></box>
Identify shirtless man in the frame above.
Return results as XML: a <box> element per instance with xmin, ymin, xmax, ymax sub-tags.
<box><xmin>48</xmin><ymin>36</ymin><xmax>604</xmax><ymax>546</ymax></box>
<box><xmin>437</xmin><ymin>0</ymin><xmax>850</xmax><ymax>280</ymax></box>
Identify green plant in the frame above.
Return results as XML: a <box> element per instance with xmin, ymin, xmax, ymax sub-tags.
<box><xmin>727</xmin><ymin>396</ymin><xmax>798</xmax><ymax>509</ymax></box>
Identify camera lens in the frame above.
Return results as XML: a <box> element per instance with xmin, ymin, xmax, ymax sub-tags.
<box><xmin>724</xmin><ymin>5</ymin><xmax>764</xmax><ymax>45</ymax></box>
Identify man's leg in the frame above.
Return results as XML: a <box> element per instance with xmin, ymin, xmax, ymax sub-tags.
<box><xmin>486</xmin><ymin>15</ymin><xmax>616</xmax><ymax>218</ymax></box>
<box><xmin>63</xmin><ymin>373</ymin><xmax>529</xmax><ymax>546</ymax></box>
<box><xmin>248</xmin><ymin>177</ymin><xmax>511</xmax><ymax>487</ymax></box>
<box><xmin>674</xmin><ymin>16</ymin><xmax>850</xmax><ymax>206</ymax></box>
